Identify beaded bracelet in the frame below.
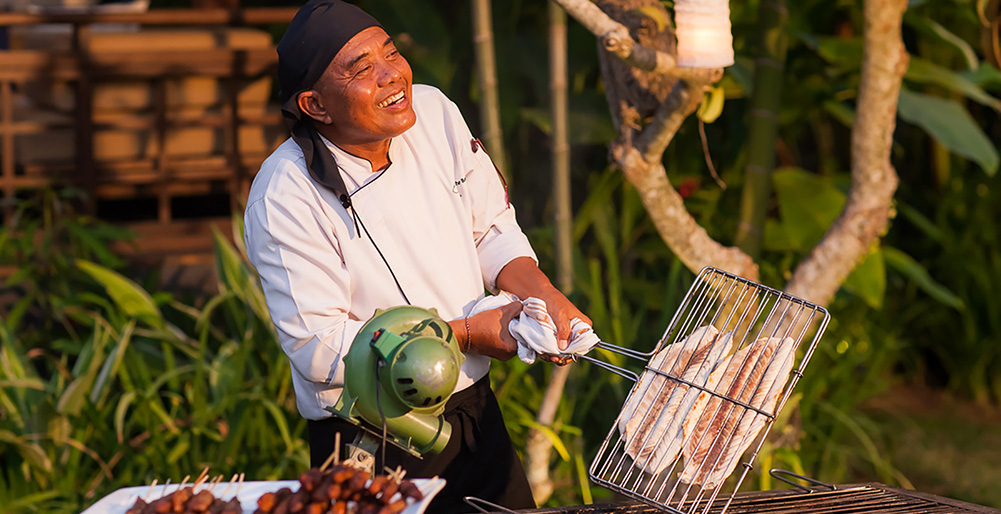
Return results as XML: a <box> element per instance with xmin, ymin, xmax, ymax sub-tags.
<box><xmin>463</xmin><ymin>316</ymin><xmax>472</xmax><ymax>352</ymax></box>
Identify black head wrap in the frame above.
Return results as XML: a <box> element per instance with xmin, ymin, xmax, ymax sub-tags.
<box><xmin>277</xmin><ymin>0</ymin><xmax>382</xmax><ymax>208</ymax></box>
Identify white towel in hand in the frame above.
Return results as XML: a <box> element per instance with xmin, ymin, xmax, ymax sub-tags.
<box><xmin>468</xmin><ymin>292</ymin><xmax>600</xmax><ymax>364</ymax></box>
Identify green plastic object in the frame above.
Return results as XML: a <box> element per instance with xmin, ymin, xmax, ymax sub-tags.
<box><xmin>327</xmin><ymin>306</ymin><xmax>465</xmax><ymax>456</ymax></box>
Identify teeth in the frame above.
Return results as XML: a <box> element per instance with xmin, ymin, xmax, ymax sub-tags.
<box><xmin>379</xmin><ymin>91</ymin><xmax>405</xmax><ymax>108</ymax></box>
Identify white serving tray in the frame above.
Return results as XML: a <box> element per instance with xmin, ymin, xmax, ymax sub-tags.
<box><xmin>80</xmin><ymin>477</ymin><xmax>447</xmax><ymax>514</ymax></box>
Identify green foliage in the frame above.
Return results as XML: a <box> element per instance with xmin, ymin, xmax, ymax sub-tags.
<box><xmin>897</xmin><ymin>89</ymin><xmax>999</xmax><ymax>176</ymax></box>
<box><xmin>886</xmin><ymin>173</ymin><xmax>1001</xmax><ymax>406</ymax></box>
<box><xmin>768</xmin><ymin>167</ymin><xmax>846</xmax><ymax>251</ymax></box>
<box><xmin>0</xmin><ymin>198</ymin><xmax>305</xmax><ymax>514</ymax></box>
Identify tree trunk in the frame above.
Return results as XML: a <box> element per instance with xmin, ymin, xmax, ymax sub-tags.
<box><xmin>734</xmin><ymin>0</ymin><xmax>789</xmax><ymax>258</ymax></box>
<box><xmin>785</xmin><ymin>0</ymin><xmax>907</xmax><ymax>306</ymax></box>
<box><xmin>553</xmin><ymin>0</ymin><xmax>906</xmax><ymax>308</ymax></box>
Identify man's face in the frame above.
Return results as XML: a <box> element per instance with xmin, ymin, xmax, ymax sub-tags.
<box><xmin>307</xmin><ymin>26</ymin><xmax>416</xmax><ymax>146</ymax></box>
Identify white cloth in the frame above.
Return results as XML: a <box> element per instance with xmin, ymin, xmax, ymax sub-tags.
<box><xmin>244</xmin><ymin>85</ymin><xmax>538</xmax><ymax>420</ymax></box>
<box><xmin>469</xmin><ymin>292</ymin><xmax>601</xmax><ymax>364</ymax></box>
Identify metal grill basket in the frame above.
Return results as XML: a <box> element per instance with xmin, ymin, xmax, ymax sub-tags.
<box><xmin>580</xmin><ymin>267</ymin><xmax>830</xmax><ymax>514</ymax></box>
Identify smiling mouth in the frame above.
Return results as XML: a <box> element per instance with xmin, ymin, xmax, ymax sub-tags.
<box><xmin>378</xmin><ymin>91</ymin><xmax>406</xmax><ymax>108</ymax></box>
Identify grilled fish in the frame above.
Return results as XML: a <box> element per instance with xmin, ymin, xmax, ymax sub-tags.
<box><xmin>619</xmin><ymin>326</ymin><xmax>732</xmax><ymax>474</ymax></box>
<box><xmin>680</xmin><ymin>335</ymin><xmax>796</xmax><ymax>489</ymax></box>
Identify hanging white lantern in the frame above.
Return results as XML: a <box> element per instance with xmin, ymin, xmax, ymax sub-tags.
<box><xmin>674</xmin><ymin>0</ymin><xmax>734</xmax><ymax>68</ymax></box>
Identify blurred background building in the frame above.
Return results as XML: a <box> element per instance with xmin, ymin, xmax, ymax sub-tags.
<box><xmin>0</xmin><ymin>0</ymin><xmax>293</xmax><ymax>285</ymax></box>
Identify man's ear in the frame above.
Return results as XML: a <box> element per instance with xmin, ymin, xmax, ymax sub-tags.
<box><xmin>297</xmin><ymin>90</ymin><xmax>332</xmax><ymax>125</ymax></box>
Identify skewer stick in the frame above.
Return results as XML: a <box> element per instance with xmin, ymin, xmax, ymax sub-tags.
<box><xmin>207</xmin><ymin>475</ymin><xmax>224</xmax><ymax>492</ymax></box>
<box><xmin>161</xmin><ymin>479</ymin><xmax>171</xmax><ymax>499</ymax></box>
<box><xmin>320</xmin><ymin>450</ymin><xmax>338</xmax><ymax>471</ymax></box>
<box><xmin>143</xmin><ymin>479</ymin><xmax>159</xmax><ymax>501</ymax></box>
<box><xmin>219</xmin><ymin>474</ymin><xmax>239</xmax><ymax>498</ymax></box>
<box><xmin>236</xmin><ymin>473</ymin><xmax>245</xmax><ymax>498</ymax></box>
<box><xmin>178</xmin><ymin>474</ymin><xmax>191</xmax><ymax>492</ymax></box>
<box><xmin>193</xmin><ymin>467</ymin><xmax>211</xmax><ymax>491</ymax></box>
<box><xmin>320</xmin><ymin>432</ymin><xmax>341</xmax><ymax>471</ymax></box>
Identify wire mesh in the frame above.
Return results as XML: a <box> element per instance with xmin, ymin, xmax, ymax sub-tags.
<box><xmin>504</xmin><ymin>485</ymin><xmax>997</xmax><ymax>514</ymax></box>
<box><xmin>586</xmin><ymin>267</ymin><xmax>830</xmax><ymax>514</ymax></box>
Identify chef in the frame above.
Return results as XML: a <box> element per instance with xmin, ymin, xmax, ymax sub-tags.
<box><xmin>243</xmin><ymin>0</ymin><xmax>591</xmax><ymax>512</ymax></box>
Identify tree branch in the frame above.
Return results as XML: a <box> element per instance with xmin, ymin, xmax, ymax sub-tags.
<box><xmin>785</xmin><ymin>0</ymin><xmax>907</xmax><ymax>305</ymax></box>
<box><xmin>524</xmin><ymin>364</ymin><xmax>570</xmax><ymax>504</ymax></box>
<box><xmin>554</xmin><ymin>0</ymin><xmax>713</xmax><ymax>79</ymax></box>
<box><xmin>614</xmin><ymin>145</ymin><xmax>759</xmax><ymax>280</ymax></box>
<box><xmin>635</xmin><ymin>70</ymin><xmax>721</xmax><ymax>163</ymax></box>
<box><xmin>567</xmin><ymin>0</ymin><xmax>748</xmax><ymax>280</ymax></box>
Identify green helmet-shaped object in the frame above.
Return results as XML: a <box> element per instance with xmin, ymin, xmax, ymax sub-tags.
<box><xmin>383</xmin><ymin>333</ymin><xmax>459</xmax><ymax>409</ymax></box>
<box><xmin>327</xmin><ymin>306</ymin><xmax>465</xmax><ymax>456</ymax></box>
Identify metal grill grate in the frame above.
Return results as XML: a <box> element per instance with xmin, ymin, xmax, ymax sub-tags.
<box><xmin>721</xmin><ymin>486</ymin><xmax>986</xmax><ymax>513</ymax></box>
<box><xmin>494</xmin><ymin>484</ymin><xmax>1000</xmax><ymax>513</ymax></box>
<box><xmin>581</xmin><ymin>267</ymin><xmax>830</xmax><ymax>514</ymax></box>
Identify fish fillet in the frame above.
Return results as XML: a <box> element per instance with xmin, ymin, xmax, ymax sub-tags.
<box><xmin>618</xmin><ymin>326</ymin><xmax>718</xmax><ymax>437</ymax></box>
<box><xmin>619</xmin><ymin>326</ymin><xmax>731</xmax><ymax>474</ymax></box>
<box><xmin>680</xmin><ymin>336</ymin><xmax>796</xmax><ymax>489</ymax></box>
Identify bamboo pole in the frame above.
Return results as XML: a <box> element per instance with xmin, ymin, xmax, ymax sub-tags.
<box><xmin>734</xmin><ymin>0</ymin><xmax>788</xmax><ymax>258</ymax></box>
<box><xmin>471</xmin><ymin>0</ymin><xmax>508</xmax><ymax>180</ymax></box>
<box><xmin>524</xmin><ymin>1</ymin><xmax>572</xmax><ymax>505</ymax></box>
<box><xmin>551</xmin><ymin>8</ymin><xmax>572</xmax><ymax>295</ymax></box>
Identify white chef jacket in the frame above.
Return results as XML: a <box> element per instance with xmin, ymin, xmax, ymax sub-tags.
<box><xmin>244</xmin><ymin>84</ymin><xmax>537</xmax><ymax>420</ymax></box>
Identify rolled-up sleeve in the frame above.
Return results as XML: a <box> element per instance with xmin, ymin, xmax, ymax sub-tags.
<box><xmin>443</xmin><ymin>102</ymin><xmax>537</xmax><ymax>293</ymax></box>
<box><xmin>244</xmin><ymin>183</ymin><xmax>362</xmax><ymax>388</ymax></box>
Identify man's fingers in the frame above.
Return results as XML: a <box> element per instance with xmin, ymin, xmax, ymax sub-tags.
<box><xmin>542</xmin><ymin>353</ymin><xmax>572</xmax><ymax>366</ymax></box>
<box><xmin>555</xmin><ymin>315</ymin><xmax>575</xmax><ymax>350</ymax></box>
<box><xmin>504</xmin><ymin>300</ymin><xmax>524</xmax><ymax>316</ymax></box>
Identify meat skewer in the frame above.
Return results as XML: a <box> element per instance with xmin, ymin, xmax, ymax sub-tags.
<box><xmin>127</xmin><ymin>457</ymin><xmax>427</xmax><ymax>514</ymax></box>
<box><xmin>619</xmin><ymin>326</ymin><xmax>732</xmax><ymax>474</ymax></box>
<box><xmin>680</xmin><ymin>335</ymin><xmax>796</xmax><ymax>489</ymax></box>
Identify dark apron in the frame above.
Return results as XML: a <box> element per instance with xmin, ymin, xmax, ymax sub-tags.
<box><xmin>308</xmin><ymin>375</ymin><xmax>536</xmax><ymax>513</ymax></box>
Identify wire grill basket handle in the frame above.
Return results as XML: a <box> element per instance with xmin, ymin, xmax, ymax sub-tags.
<box><xmin>769</xmin><ymin>469</ymin><xmax>837</xmax><ymax>493</ymax></box>
<box><xmin>462</xmin><ymin>496</ymin><xmax>519</xmax><ymax>513</ymax></box>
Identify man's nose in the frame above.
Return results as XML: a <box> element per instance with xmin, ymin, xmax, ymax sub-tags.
<box><xmin>376</xmin><ymin>59</ymin><xmax>403</xmax><ymax>86</ymax></box>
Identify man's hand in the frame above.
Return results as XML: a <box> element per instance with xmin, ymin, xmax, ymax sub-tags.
<box><xmin>452</xmin><ymin>301</ymin><xmax>523</xmax><ymax>361</ymax></box>
<box><xmin>496</xmin><ymin>257</ymin><xmax>592</xmax><ymax>352</ymax></box>
<box><xmin>530</xmin><ymin>283</ymin><xmax>592</xmax><ymax>351</ymax></box>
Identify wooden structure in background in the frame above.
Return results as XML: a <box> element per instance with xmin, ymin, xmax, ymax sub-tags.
<box><xmin>0</xmin><ymin>8</ymin><xmax>295</xmax><ymax>271</ymax></box>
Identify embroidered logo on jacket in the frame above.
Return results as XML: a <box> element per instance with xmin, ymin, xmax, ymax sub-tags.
<box><xmin>468</xmin><ymin>137</ymin><xmax>510</xmax><ymax>206</ymax></box>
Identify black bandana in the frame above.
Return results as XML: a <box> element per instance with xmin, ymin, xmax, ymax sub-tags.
<box><xmin>277</xmin><ymin>0</ymin><xmax>382</xmax><ymax>208</ymax></box>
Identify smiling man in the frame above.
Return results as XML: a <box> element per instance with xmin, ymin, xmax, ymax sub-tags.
<box><xmin>243</xmin><ymin>1</ymin><xmax>589</xmax><ymax>511</ymax></box>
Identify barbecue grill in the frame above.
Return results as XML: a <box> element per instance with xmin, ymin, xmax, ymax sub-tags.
<box><xmin>467</xmin><ymin>268</ymin><xmax>1000</xmax><ymax>514</ymax></box>
<box><xmin>474</xmin><ymin>480</ymin><xmax>1001</xmax><ymax>513</ymax></box>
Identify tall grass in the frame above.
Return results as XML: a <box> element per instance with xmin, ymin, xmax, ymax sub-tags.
<box><xmin>0</xmin><ymin>196</ymin><xmax>306</xmax><ymax>513</ymax></box>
